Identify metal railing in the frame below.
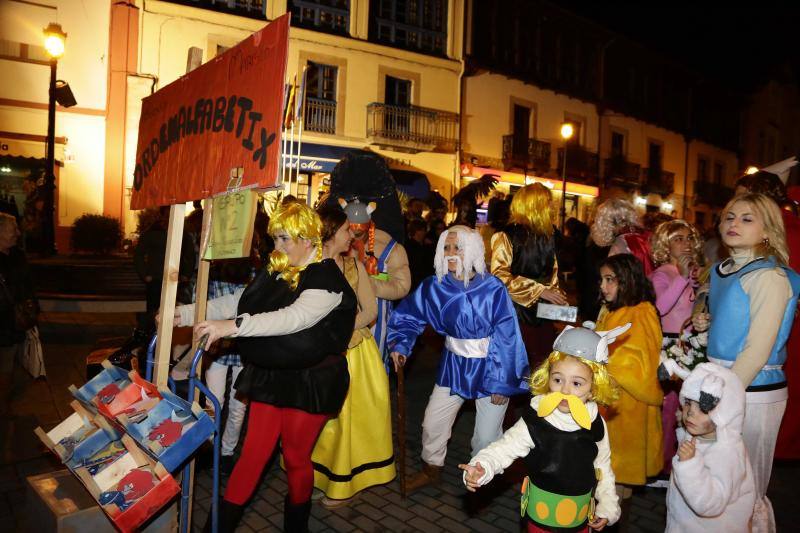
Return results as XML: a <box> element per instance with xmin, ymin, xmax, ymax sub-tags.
<box><xmin>556</xmin><ymin>145</ymin><xmax>600</xmax><ymax>185</ymax></box>
<box><xmin>366</xmin><ymin>103</ymin><xmax>459</xmax><ymax>152</ymax></box>
<box><xmin>641</xmin><ymin>167</ymin><xmax>675</xmax><ymax>196</ymax></box>
<box><xmin>502</xmin><ymin>135</ymin><xmax>552</xmax><ymax>173</ymax></box>
<box><xmin>694</xmin><ymin>180</ymin><xmax>734</xmax><ymax>207</ymax></box>
<box><xmin>304</xmin><ymin>97</ymin><xmax>337</xmax><ymax>134</ymax></box>
<box><xmin>604</xmin><ymin>156</ymin><xmax>641</xmax><ymax>189</ymax></box>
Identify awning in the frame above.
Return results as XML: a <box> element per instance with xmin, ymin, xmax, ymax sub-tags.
<box><xmin>464</xmin><ymin>165</ymin><xmax>599</xmax><ymax>198</ymax></box>
<box><xmin>391</xmin><ymin>169</ymin><xmax>430</xmax><ymax>200</ymax></box>
<box><xmin>281</xmin><ymin>141</ymin><xmax>361</xmax><ymax>173</ymax></box>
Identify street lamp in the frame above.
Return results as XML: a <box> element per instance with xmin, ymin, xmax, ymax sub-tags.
<box><xmin>42</xmin><ymin>23</ymin><xmax>67</xmax><ymax>255</ymax></box>
<box><xmin>745</xmin><ymin>166</ymin><xmax>759</xmax><ymax>175</ymax></box>
<box><xmin>559</xmin><ymin>123</ymin><xmax>574</xmax><ymax>233</ymax></box>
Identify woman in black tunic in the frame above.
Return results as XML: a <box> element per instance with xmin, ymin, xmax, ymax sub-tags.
<box><xmin>175</xmin><ymin>202</ymin><xmax>356</xmax><ymax>532</ymax></box>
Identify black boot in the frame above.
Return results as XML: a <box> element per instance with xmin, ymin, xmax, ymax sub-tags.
<box><xmin>203</xmin><ymin>499</ymin><xmax>245</xmax><ymax>533</ymax></box>
<box><xmin>283</xmin><ymin>496</ymin><xmax>311</xmax><ymax>533</ymax></box>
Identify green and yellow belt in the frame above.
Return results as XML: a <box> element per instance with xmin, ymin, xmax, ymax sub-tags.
<box><xmin>521</xmin><ymin>477</ymin><xmax>592</xmax><ymax>529</ymax></box>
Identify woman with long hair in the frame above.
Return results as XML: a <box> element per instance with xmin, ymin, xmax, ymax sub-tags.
<box><xmin>310</xmin><ymin>206</ymin><xmax>395</xmax><ymax>507</ymax></box>
<box><xmin>694</xmin><ymin>193</ymin><xmax>800</xmax><ymax>532</ymax></box>
<box><xmin>490</xmin><ymin>183</ymin><xmax>567</xmax><ymax>367</ymax></box>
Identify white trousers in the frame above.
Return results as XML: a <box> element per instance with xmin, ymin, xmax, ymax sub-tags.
<box><xmin>204</xmin><ymin>362</ymin><xmax>246</xmax><ymax>457</ymax></box>
<box><xmin>743</xmin><ymin>399</ymin><xmax>786</xmax><ymax>533</ymax></box>
<box><xmin>420</xmin><ymin>384</ymin><xmax>508</xmax><ymax>467</ymax></box>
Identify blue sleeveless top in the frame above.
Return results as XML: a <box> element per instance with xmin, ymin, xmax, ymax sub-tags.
<box><xmin>708</xmin><ymin>256</ymin><xmax>800</xmax><ymax>390</ymax></box>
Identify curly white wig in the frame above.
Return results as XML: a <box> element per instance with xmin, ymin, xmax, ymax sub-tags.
<box><xmin>434</xmin><ymin>225</ymin><xmax>486</xmax><ymax>287</ymax></box>
<box><xmin>590</xmin><ymin>198</ymin><xmax>640</xmax><ymax>247</ymax></box>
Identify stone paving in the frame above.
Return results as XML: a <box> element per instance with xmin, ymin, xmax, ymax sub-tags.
<box><xmin>3</xmin><ymin>320</ymin><xmax>797</xmax><ymax>532</ymax></box>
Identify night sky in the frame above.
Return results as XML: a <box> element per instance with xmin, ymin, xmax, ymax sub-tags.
<box><xmin>558</xmin><ymin>1</ymin><xmax>800</xmax><ymax>92</ymax></box>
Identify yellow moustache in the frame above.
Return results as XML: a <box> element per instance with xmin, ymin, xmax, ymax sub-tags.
<box><xmin>537</xmin><ymin>392</ymin><xmax>592</xmax><ymax>430</ymax></box>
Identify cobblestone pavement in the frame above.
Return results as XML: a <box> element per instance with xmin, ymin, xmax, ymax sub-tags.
<box><xmin>3</xmin><ymin>321</ymin><xmax>797</xmax><ymax>532</ymax></box>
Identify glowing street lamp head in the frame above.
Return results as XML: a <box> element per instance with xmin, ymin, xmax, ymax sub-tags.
<box><xmin>43</xmin><ymin>23</ymin><xmax>66</xmax><ymax>59</ymax></box>
<box><xmin>560</xmin><ymin>123</ymin><xmax>574</xmax><ymax>140</ymax></box>
<box><xmin>745</xmin><ymin>166</ymin><xmax>759</xmax><ymax>175</ymax></box>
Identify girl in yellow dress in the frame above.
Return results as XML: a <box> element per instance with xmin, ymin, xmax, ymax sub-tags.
<box><xmin>595</xmin><ymin>253</ymin><xmax>663</xmax><ymax>525</ymax></box>
<box><xmin>311</xmin><ymin>206</ymin><xmax>396</xmax><ymax>507</ymax></box>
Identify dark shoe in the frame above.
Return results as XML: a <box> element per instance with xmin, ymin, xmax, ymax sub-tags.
<box><xmin>202</xmin><ymin>499</ymin><xmax>245</xmax><ymax>533</ymax></box>
<box><xmin>284</xmin><ymin>496</ymin><xmax>311</xmax><ymax>533</ymax></box>
<box><xmin>220</xmin><ymin>455</ymin><xmax>236</xmax><ymax>476</ymax></box>
<box><xmin>405</xmin><ymin>463</ymin><xmax>441</xmax><ymax>493</ymax></box>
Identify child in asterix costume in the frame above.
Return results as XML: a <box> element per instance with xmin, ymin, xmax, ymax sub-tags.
<box><xmin>461</xmin><ymin>325</ymin><xmax>627</xmax><ymax>532</ymax></box>
<box><xmin>388</xmin><ymin>226</ymin><xmax>529</xmax><ymax>492</ymax></box>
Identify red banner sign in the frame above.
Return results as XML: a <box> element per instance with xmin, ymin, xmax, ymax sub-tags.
<box><xmin>130</xmin><ymin>14</ymin><xmax>289</xmax><ymax>209</ymax></box>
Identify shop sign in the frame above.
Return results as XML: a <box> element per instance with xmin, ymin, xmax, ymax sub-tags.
<box><xmin>131</xmin><ymin>15</ymin><xmax>289</xmax><ymax>209</ymax></box>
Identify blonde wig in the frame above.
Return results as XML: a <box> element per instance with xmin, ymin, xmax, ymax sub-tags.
<box><xmin>267</xmin><ymin>201</ymin><xmax>323</xmax><ymax>289</ymax></box>
<box><xmin>650</xmin><ymin>219</ymin><xmax>704</xmax><ymax>267</ymax></box>
<box><xmin>721</xmin><ymin>193</ymin><xmax>789</xmax><ymax>265</ymax></box>
<box><xmin>509</xmin><ymin>183</ymin><xmax>554</xmax><ymax>236</ymax></box>
<box><xmin>590</xmin><ymin>198</ymin><xmax>639</xmax><ymax>247</ymax></box>
<box><xmin>529</xmin><ymin>351</ymin><xmax>619</xmax><ymax>406</ymax></box>
<box><xmin>434</xmin><ymin>225</ymin><xmax>486</xmax><ymax>287</ymax></box>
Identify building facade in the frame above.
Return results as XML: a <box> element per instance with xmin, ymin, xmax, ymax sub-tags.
<box><xmin>462</xmin><ymin>0</ymin><xmax>742</xmax><ymax>229</ymax></box>
<box><xmin>1</xmin><ymin>0</ymin><xmax>464</xmax><ymax>246</ymax></box>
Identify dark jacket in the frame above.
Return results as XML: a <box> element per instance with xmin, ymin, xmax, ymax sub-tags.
<box><xmin>0</xmin><ymin>247</ymin><xmax>35</xmax><ymax>346</ymax></box>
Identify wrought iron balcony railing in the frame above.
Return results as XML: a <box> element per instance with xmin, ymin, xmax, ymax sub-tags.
<box><xmin>366</xmin><ymin>103</ymin><xmax>459</xmax><ymax>152</ymax></box>
<box><xmin>556</xmin><ymin>145</ymin><xmax>600</xmax><ymax>185</ymax></box>
<box><xmin>694</xmin><ymin>181</ymin><xmax>734</xmax><ymax>207</ymax></box>
<box><xmin>502</xmin><ymin>136</ymin><xmax>552</xmax><ymax>173</ymax></box>
<box><xmin>604</xmin><ymin>156</ymin><xmax>641</xmax><ymax>189</ymax></box>
<box><xmin>641</xmin><ymin>167</ymin><xmax>675</xmax><ymax>196</ymax></box>
<box><xmin>304</xmin><ymin>97</ymin><xmax>337</xmax><ymax>135</ymax></box>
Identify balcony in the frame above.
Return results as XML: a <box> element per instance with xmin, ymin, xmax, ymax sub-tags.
<box><xmin>695</xmin><ymin>181</ymin><xmax>734</xmax><ymax>207</ymax></box>
<box><xmin>304</xmin><ymin>97</ymin><xmax>337</xmax><ymax>135</ymax></box>
<box><xmin>502</xmin><ymin>136</ymin><xmax>552</xmax><ymax>174</ymax></box>
<box><xmin>556</xmin><ymin>145</ymin><xmax>600</xmax><ymax>185</ymax></box>
<box><xmin>366</xmin><ymin>103</ymin><xmax>459</xmax><ymax>153</ymax></box>
<box><xmin>641</xmin><ymin>168</ymin><xmax>675</xmax><ymax>196</ymax></box>
<box><xmin>604</xmin><ymin>157</ymin><xmax>641</xmax><ymax>190</ymax></box>
<box><xmin>161</xmin><ymin>0</ymin><xmax>265</xmax><ymax>19</ymax></box>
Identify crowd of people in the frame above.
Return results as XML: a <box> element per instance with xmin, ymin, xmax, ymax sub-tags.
<box><xmin>139</xmin><ymin>152</ymin><xmax>800</xmax><ymax>533</ymax></box>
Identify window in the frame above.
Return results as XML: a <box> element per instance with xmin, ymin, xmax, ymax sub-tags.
<box><xmin>304</xmin><ymin>62</ymin><xmax>338</xmax><ymax>134</ymax></box>
<box><xmin>714</xmin><ymin>161</ymin><xmax>724</xmax><ymax>185</ymax></box>
<box><xmin>384</xmin><ymin>76</ymin><xmax>412</xmax><ymax>132</ymax></box>
<box><xmin>369</xmin><ymin>0</ymin><xmax>448</xmax><ymax>56</ymax></box>
<box><xmin>512</xmin><ymin>105</ymin><xmax>531</xmax><ymax>157</ymax></box>
<box><xmin>697</xmin><ymin>156</ymin><xmax>708</xmax><ymax>182</ymax></box>
<box><xmin>648</xmin><ymin>142</ymin><xmax>662</xmax><ymax>170</ymax></box>
<box><xmin>289</xmin><ymin>0</ymin><xmax>350</xmax><ymax>35</ymax></box>
<box><xmin>385</xmin><ymin>76</ymin><xmax>411</xmax><ymax>107</ymax></box>
<box><xmin>611</xmin><ymin>131</ymin><xmax>625</xmax><ymax>158</ymax></box>
<box><xmin>162</xmin><ymin>0</ymin><xmax>265</xmax><ymax>19</ymax></box>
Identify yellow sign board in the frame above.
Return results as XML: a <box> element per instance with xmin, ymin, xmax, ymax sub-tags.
<box><xmin>203</xmin><ymin>190</ymin><xmax>257</xmax><ymax>260</ymax></box>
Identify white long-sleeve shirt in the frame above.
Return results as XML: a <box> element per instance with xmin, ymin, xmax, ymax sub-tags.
<box><xmin>465</xmin><ymin>395</ymin><xmax>620</xmax><ymax>525</ymax></box>
<box><xmin>177</xmin><ymin>287</ymin><xmax>342</xmax><ymax>338</ymax></box>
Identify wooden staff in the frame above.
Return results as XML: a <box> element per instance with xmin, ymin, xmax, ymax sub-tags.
<box><xmin>397</xmin><ymin>363</ymin><xmax>407</xmax><ymax>498</ymax></box>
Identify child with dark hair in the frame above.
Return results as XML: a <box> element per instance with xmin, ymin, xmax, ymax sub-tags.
<box><xmin>595</xmin><ymin>253</ymin><xmax>663</xmax><ymax>527</ymax></box>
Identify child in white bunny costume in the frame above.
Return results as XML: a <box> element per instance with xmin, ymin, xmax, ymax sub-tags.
<box><xmin>460</xmin><ymin>324</ymin><xmax>628</xmax><ymax>532</ymax></box>
<box><xmin>666</xmin><ymin>362</ymin><xmax>755</xmax><ymax>532</ymax></box>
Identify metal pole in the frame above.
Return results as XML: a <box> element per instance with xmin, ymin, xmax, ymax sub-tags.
<box><xmin>560</xmin><ymin>144</ymin><xmax>568</xmax><ymax>233</ymax></box>
<box><xmin>43</xmin><ymin>58</ymin><xmax>58</xmax><ymax>255</ymax></box>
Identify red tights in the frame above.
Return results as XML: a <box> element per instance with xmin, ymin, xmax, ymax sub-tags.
<box><xmin>223</xmin><ymin>401</ymin><xmax>328</xmax><ymax>505</ymax></box>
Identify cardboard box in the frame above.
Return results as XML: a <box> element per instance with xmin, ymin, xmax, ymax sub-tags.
<box><xmin>119</xmin><ymin>388</ymin><xmax>215</xmax><ymax>472</ymax></box>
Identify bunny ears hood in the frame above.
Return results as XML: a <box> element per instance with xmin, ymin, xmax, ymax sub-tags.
<box><xmin>552</xmin><ymin>321</ymin><xmax>632</xmax><ymax>364</ymax></box>
<box><xmin>680</xmin><ymin>363</ymin><xmax>745</xmax><ymax>441</ymax></box>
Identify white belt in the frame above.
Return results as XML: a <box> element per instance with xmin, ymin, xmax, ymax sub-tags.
<box><xmin>708</xmin><ymin>356</ymin><xmax>783</xmax><ymax>371</ymax></box>
<box><xmin>445</xmin><ymin>336</ymin><xmax>490</xmax><ymax>358</ymax></box>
